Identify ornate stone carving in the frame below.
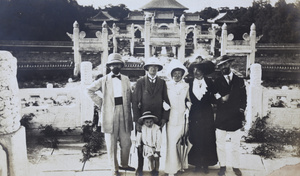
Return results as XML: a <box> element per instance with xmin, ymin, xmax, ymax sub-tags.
<box><xmin>0</xmin><ymin>51</ymin><xmax>21</xmax><ymax>134</ymax></box>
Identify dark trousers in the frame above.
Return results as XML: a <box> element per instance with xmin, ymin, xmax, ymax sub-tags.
<box><xmin>137</xmin><ymin>145</ymin><xmax>144</xmax><ymax>171</ymax></box>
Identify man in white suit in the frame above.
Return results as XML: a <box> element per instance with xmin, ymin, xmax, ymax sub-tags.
<box><xmin>87</xmin><ymin>53</ymin><xmax>135</xmax><ymax>176</ymax></box>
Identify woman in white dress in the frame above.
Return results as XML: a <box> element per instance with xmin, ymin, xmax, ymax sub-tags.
<box><xmin>164</xmin><ymin>59</ymin><xmax>191</xmax><ymax>176</ymax></box>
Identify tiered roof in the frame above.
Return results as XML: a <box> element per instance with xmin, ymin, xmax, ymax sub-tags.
<box><xmin>141</xmin><ymin>0</ymin><xmax>188</xmax><ymax>10</ymax></box>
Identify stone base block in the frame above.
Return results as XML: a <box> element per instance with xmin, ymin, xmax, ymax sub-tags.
<box><xmin>0</xmin><ymin>126</ymin><xmax>28</xmax><ymax>176</ymax></box>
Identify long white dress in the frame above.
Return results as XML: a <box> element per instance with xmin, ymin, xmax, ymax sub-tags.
<box><xmin>164</xmin><ymin>79</ymin><xmax>190</xmax><ymax>174</ymax></box>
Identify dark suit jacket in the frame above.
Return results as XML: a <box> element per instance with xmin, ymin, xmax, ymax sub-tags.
<box><xmin>214</xmin><ymin>73</ymin><xmax>247</xmax><ymax>131</ymax></box>
<box><xmin>132</xmin><ymin>75</ymin><xmax>170</xmax><ymax>125</ymax></box>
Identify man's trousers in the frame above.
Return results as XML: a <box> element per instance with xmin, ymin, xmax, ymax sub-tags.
<box><xmin>104</xmin><ymin>105</ymin><xmax>132</xmax><ymax>172</ymax></box>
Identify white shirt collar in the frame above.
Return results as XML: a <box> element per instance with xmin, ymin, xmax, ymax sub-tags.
<box><xmin>147</xmin><ymin>73</ymin><xmax>157</xmax><ymax>80</ymax></box>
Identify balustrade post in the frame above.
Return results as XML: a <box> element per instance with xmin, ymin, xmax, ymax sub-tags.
<box><xmin>246</xmin><ymin>63</ymin><xmax>263</xmax><ymax>130</ymax></box>
<box><xmin>0</xmin><ymin>51</ymin><xmax>28</xmax><ymax>176</ymax></box>
<box><xmin>80</xmin><ymin>62</ymin><xmax>94</xmax><ymax>125</ymax></box>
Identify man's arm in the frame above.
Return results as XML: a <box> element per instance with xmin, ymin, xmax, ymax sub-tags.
<box><xmin>86</xmin><ymin>78</ymin><xmax>103</xmax><ymax>108</ymax></box>
<box><xmin>161</xmin><ymin>81</ymin><xmax>170</xmax><ymax>126</ymax></box>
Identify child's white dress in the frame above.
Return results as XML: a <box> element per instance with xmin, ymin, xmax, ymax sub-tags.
<box><xmin>136</xmin><ymin>124</ymin><xmax>162</xmax><ymax>158</ymax></box>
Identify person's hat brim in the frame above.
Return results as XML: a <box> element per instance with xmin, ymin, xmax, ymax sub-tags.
<box><xmin>143</xmin><ymin>64</ymin><xmax>163</xmax><ymax>71</ymax></box>
<box><xmin>216</xmin><ymin>55</ymin><xmax>235</xmax><ymax>66</ymax></box>
<box><xmin>188</xmin><ymin>60</ymin><xmax>215</xmax><ymax>75</ymax></box>
<box><xmin>138</xmin><ymin>112</ymin><xmax>158</xmax><ymax>124</ymax></box>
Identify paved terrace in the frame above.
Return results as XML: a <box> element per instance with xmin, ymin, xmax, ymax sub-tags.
<box><xmin>27</xmin><ymin>131</ymin><xmax>300</xmax><ymax>176</ymax></box>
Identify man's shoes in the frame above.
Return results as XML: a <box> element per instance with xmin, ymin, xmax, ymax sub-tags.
<box><xmin>194</xmin><ymin>166</ymin><xmax>201</xmax><ymax>172</ymax></box>
<box><xmin>119</xmin><ymin>166</ymin><xmax>136</xmax><ymax>171</ymax></box>
<box><xmin>218</xmin><ymin>166</ymin><xmax>226</xmax><ymax>176</ymax></box>
<box><xmin>135</xmin><ymin>169</ymin><xmax>143</xmax><ymax>176</ymax></box>
<box><xmin>151</xmin><ymin>170</ymin><xmax>159</xmax><ymax>176</ymax></box>
<box><xmin>112</xmin><ymin>171</ymin><xmax>120</xmax><ymax>176</ymax></box>
<box><xmin>233</xmin><ymin>168</ymin><xmax>242</xmax><ymax>176</ymax></box>
<box><xmin>203</xmin><ymin>166</ymin><xmax>209</xmax><ymax>174</ymax></box>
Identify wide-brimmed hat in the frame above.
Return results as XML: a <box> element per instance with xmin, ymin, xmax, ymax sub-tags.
<box><xmin>143</xmin><ymin>57</ymin><xmax>163</xmax><ymax>71</ymax></box>
<box><xmin>106</xmin><ymin>53</ymin><xmax>125</xmax><ymax>67</ymax></box>
<box><xmin>138</xmin><ymin>111</ymin><xmax>158</xmax><ymax>124</ymax></box>
<box><xmin>216</xmin><ymin>55</ymin><xmax>235</xmax><ymax>66</ymax></box>
<box><xmin>188</xmin><ymin>60</ymin><xmax>215</xmax><ymax>75</ymax></box>
<box><xmin>167</xmin><ymin>59</ymin><xmax>188</xmax><ymax>79</ymax></box>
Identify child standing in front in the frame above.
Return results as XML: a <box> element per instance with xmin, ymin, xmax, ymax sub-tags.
<box><xmin>136</xmin><ymin>111</ymin><xmax>162</xmax><ymax>176</ymax></box>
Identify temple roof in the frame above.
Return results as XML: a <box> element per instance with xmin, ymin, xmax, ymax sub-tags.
<box><xmin>125</xmin><ymin>11</ymin><xmax>145</xmax><ymax>21</ymax></box>
<box><xmin>207</xmin><ymin>12</ymin><xmax>238</xmax><ymax>23</ymax></box>
<box><xmin>141</xmin><ymin>0</ymin><xmax>188</xmax><ymax>10</ymax></box>
<box><xmin>88</xmin><ymin>11</ymin><xmax>119</xmax><ymax>22</ymax></box>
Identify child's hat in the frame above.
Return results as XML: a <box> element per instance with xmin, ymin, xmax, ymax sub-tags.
<box><xmin>138</xmin><ymin>111</ymin><xmax>158</xmax><ymax>124</ymax></box>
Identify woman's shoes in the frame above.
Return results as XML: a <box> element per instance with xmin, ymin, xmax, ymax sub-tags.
<box><xmin>203</xmin><ymin>166</ymin><xmax>209</xmax><ymax>174</ymax></box>
<box><xmin>194</xmin><ymin>166</ymin><xmax>209</xmax><ymax>174</ymax></box>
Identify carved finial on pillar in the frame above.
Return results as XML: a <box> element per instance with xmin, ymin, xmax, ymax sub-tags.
<box><xmin>222</xmin><ymin>23</ymin><xmax>227</xmax><ymax>30</ymax></box>
<box><xmin>251</xmin><ymin>23</ymin><xmax>256</xmax><ymax>31</ymax></box>
<box><xmin>180</xmin><ymin>14</ymin><xmax>185</xmax><ymax>22</ymax></box>
<box><xmin>73</xmin><ymin>21</ymin><xmax>79</xmax><ymax>28</ymax></box>
<box><xmin>102</xmin><ymin>21</ymin><xmax>107</xmax><ymax>28</ymax></box>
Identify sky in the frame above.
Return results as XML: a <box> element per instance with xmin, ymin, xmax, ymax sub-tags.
<box><xmin>76</xmin><ymin>0</ymin><xmax>297</xmax><ymax>12</ymax></box>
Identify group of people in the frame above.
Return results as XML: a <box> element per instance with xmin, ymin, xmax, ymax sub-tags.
<box><xmin>86</xmin><ymin>53</ymin><xmax>247</xmax><ymax>176</ymax></box>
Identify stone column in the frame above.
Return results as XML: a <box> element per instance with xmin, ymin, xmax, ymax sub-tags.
<box><xmin>0</xmin><ymin>51</ymin><xmax>28</xmax><ymax>176</ymax></box>
<box><xmin>178</xmin><ymin>14</ymin><xmax>186</xmax><ymax>63</ymax></box>
<box><xmin>246</xmin><ymin>63</ymin><xmax>263</xmax><ymax>130</ymax></box>
<box><xmin>210</xmin><ymin>24</ymin><xmax>218</xmax><ymax>55</ymax></box>
<box><xmin>80</xmin><ymin>62</ymin><xmax>94</xmax><ymax>124</ymax></box>
<box><xmin>130</xmin><ymin>23</ymin><xmax>135</xmax><ymax>55</ymax></box>
<box><xmin>247</xmin><ymin>23</ymin><xmax>256</xmax><ymax>77</ymax></box>
<box><xmin>220</xmin><ymin>23</ymin><xmax>228</xmax><ymax>56</ymax></box>
<box><xmin>112</xmin><ymin>23</ymin><xmax>118</xmax><ymax>53</ymax></box>
<box><xmin>193</xmin><ymin>25</ymin><xmax>198</xmax><ymax>52</ymax></box>
<box><xmin>73</xmin><ymin>21</ymin><xmax>81</xmax><ymax>77</ymax></box>
<box><xmin>144</xmin><ymin>16</ymin><xmax>151</xmax><ymax>60</ymax></box>
<box><xmin>102</xmin><ymin>21</ymin><xmax>109</xmax><ymax>75</ymax></box>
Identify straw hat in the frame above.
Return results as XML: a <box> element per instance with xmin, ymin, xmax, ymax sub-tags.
<box><xmin>138</xmin><ymin>111</ymin><xmax>158</xmax><ymax>124</ymax></box>
<box><xmin>143</xmin><ymin>57</ymin><xmax>163</xmax><ymax>71</ymax></box>
<box><xmin>106</xmin><ymin>53</ymin><xmax>125</xmax><ymax>67</ymax></box>
<box><xmin>216</xmin><ymin>55</ymin><xmax>235</xmax><ymax>66</ymax></box>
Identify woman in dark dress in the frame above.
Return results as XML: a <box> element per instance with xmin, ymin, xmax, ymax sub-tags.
<box><xmin>187</xmin><ymin>60</ymin><xmax>218</xmax><ymax>174</ymax></box>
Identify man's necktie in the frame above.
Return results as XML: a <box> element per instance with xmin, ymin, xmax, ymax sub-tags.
<box><xmin>112</xmin><ymin>75</ymin><xmax>121</xmax><ymax>80</ymax></box>
<box><xmin>227</xmin><ymin>75</ymin><xmax>231</xmax><ymax>84</ymax></box>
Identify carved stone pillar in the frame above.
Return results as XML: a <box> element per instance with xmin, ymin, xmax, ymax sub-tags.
<box><xmin>144</xmin><ymin>16</ymin><xmax>151</xmax><ymax>60</ymax></box>
<box><xmin>0</xmin><ymin>51</ymin><xmax>28</xmax><ymax>176</ymax></box>
<box><xmin>80</xmin><ymin>62</ymin><xmax>94</xmax><ymax>124</ymax></box>
<box><xmin>246</xmin><ymin>63</ymin><xmax>263</xmax><ymax>130</ymax></box>
<box><xmin>178</xmin><ymin>14</ymin><xmax>186</xmax><ymax>63</ymax></box>
<box><xmin>73</xmin><ymin>21</ymin><xmax>81</xmax><ymax>77</ymax></box>
<box><xmin>220</xmin><ymin>23</ymin><xmax>227</xmax><ymax>56</ymax></box>
<box><xmin>102</xmin><ymin>21</ymin><xmax>109</xmax><ymax>75</ymax></box>
<box><xmin>247</xmin><ymin>23</ymin><xmax>256</xmax><ymax>77</ymax></box>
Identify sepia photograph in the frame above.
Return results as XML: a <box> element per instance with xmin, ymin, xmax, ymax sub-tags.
<box><xmin>0</xmin><ymin>0</ymin><xmax>299</xmax><ymax>176</ymax></box>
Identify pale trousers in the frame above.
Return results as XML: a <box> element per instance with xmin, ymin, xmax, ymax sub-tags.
<box><xmin>216</xmin><ymin>129</ymin><xmax>242</xmax><ymax>168</ymax></box>
<box><xmin>104</xmin><ymin>105</ymin><xmax>132</xmax><ymax>172</ymax></box>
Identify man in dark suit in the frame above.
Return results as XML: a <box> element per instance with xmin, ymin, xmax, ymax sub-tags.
<box><xmin>132</xmin><ymin>57</ymin><xmax>170</xmax><ymax>176</ymax></box>
<box><xmin>214</xmin><ymin>55</ymin><xmax>247</xmax><ymax>176</ymax></box>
